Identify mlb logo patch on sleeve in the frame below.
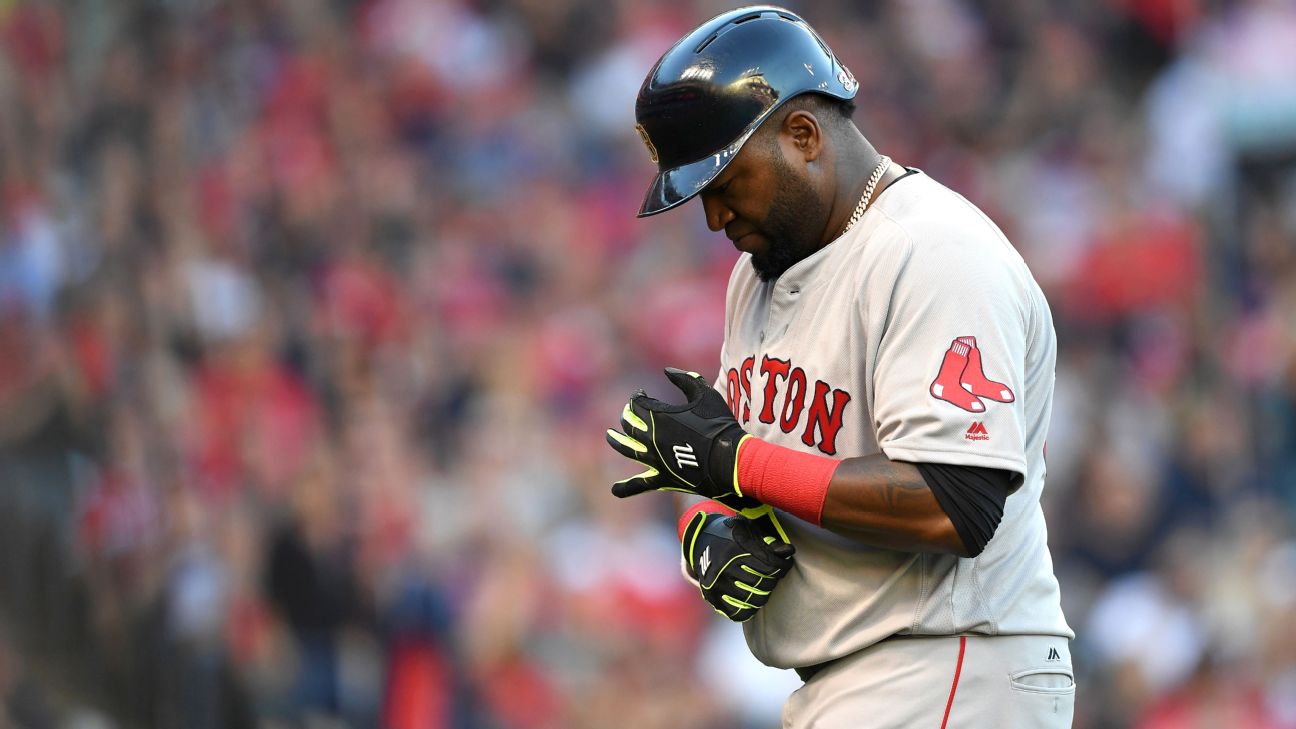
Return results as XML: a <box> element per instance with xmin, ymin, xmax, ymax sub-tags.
<box><xmin>929</xmin><ymin>336</ymin><xmax>1015</xmax><ymax>413</ymax></box>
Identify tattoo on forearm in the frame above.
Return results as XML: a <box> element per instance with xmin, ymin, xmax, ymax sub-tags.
<box><xmin>821</xmin><ymin>456</ymin><xmax>957</xmax><ymax>552</ymax></box>
<box><xmin>876</xmin><ymin>479</ymin><xmax>930</xmax><ymax>515</ymax></box>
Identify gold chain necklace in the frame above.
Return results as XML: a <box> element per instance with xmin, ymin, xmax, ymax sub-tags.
<box><xmin>840</xmin><ymin>155</ymin><xmax>892</xmax><ymax>238</ymax></box>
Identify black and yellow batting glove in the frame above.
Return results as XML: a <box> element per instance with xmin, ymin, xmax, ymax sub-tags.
<box><xmin>682</xmin><ymin>504</ymin><xmax>795</xmax><ymax>623</ymax></box>
<box><xmin>605</xmin><ymin>367</ymin><xmax>750</xmax><ymax>502</ymax></box>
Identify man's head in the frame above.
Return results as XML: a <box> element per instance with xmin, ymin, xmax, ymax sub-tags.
<box><xmin>699</xmin><ymin>94</ymin><xmax>857</xmax><ymax>281</ymax></box>
<box><xmin>634</xmin><ymin>7</ymin><xmax>858</xmax><ymax>220</ymax></box>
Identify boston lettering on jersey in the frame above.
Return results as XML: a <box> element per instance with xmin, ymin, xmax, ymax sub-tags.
<box><xmin>724</xmin><ymin>354</ymin><xmax>852</xmax><ymax>455</ymax></box>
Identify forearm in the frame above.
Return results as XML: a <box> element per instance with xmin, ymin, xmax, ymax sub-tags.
<box><xmin>739</xmin><ymin>440</ymin><xmax>966</xmax><ymax>555</ymax></box>
<box><xmin>821</xmin><ymin>454</ymin><xmax>967</xmax><ymax>555</ymax></box>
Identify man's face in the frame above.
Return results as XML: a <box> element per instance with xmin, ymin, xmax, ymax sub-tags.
<box><xmin>699</xmin><ymin>132</ymin><xmax>827</xmax><ymax>282</ymax></box>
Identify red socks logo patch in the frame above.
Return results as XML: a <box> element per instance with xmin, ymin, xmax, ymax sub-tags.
<box><xmin>929</xmin><ymin>336</ymin><xmax>1015</xmax><ymax>413</ymax></box>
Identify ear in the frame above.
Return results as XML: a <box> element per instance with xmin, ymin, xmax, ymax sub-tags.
<box><xmin>781</xmin><ymin>110</ymin><xmax>823</xmax><ymax>164</ymax></box>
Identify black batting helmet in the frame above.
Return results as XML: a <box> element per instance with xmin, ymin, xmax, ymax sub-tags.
<box><xmin>633</xmin><ymin>6</ymin><xmax>858</xmax><ymax>217</ymax></box>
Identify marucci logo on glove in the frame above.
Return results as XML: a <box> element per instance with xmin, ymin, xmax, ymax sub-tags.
<box><xmin>605</xmin><ymin>368</ymin><xmax>748</xmax><ymax>501</ymax></box>
<box><xmin>678</xmin><ymin>506</ymin><xmax>795</xmax><ymax>623</ymax></box>
<box><xmin>673</xmin><ymin>443</ymin><xmax>699</xmax><ymax>469</ymax></box>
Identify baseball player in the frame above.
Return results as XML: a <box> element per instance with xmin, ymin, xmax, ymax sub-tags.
<box><xmin>605</xmin><ymin>7</ymin><xmax>1075</xmax><ymax>728</ymax></box>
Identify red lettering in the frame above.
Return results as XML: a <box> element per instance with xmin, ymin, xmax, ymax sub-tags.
<box><xmin>726</xmin><ymin>369</ymin><xmax>740</xmax><ymax>417</ymax></box>
<box><xmin>779</xmin><ymin>367</ymin><xmax>807</xmax><ymax>433</ymax></box>
<box><xmin>740</xmin><ymin>356</ymin><xmax>755</xmax><ymax>423</ymax></box>
<box><xmin>802</xmin><ymin>381</ymin><xmax>851</xmax><ymax>455</ymax></box>
<box><xmin>758</xmin><ymin>356</ymin><xmax>791</xmax><ymax>424</ymax></box>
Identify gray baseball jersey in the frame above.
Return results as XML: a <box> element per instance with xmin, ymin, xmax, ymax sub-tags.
<box><xmin>715</xmin><ymin>170</ymin><xmax>1073</xmax><ymax>670</ymax></box>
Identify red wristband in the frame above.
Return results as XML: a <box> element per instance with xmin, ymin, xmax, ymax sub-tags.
<box><xmin>737</xmin><ymin>437</ymin><xmax>841</xmax><ymax>526</ymax></box>
<box><xmin>677</xmin><ymin>500</ymin><xmax>736</xmax><ymax>541</ymax></box>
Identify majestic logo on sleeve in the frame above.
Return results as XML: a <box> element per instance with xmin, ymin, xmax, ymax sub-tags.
<box><xmin>722</xmin><ymin>355</ymin><xmax>852</xmax><ymax>455</ymax></box>
<box><xmin>930</xmin><ymin>336</ymin><xmax>1015</xmax><ymax>413</ymax></box>
<box><xmin>965</xmin><ymin>422</ymin><xmax>990</xmax><ymax>441</ymax></box>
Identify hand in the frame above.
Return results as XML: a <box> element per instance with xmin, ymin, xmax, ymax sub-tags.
<box><xmin>605</xmin><ymin>368</ymin><xmax>749</xmax><ymax>501</ymax></box>
<box><xmin>681</xmin><ymin>504</ymin><xmax>796</xmax><ymax>622</ymax></box>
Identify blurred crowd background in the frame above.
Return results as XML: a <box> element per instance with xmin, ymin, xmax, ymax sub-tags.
<box><xmin>1</xmin><ymin>0</ymin><xmax>1296</xmax><ymax>727</ymax></box>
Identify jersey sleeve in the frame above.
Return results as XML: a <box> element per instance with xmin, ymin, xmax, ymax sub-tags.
<box><xmin>867</xmin><ymin>225</ymin><xmax>1031</xmax><ymax>481</ymax></box>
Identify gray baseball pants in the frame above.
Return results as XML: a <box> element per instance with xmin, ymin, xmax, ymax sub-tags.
<box><xmin>782</xmin><ymin>634</ymin><xmax>1075</xmax><ymax>728</ymax></box>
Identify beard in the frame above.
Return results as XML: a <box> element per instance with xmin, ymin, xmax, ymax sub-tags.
<box><xmin>749</xmin><ymin>155</ymin><xmax>829</xmax><ymax>283</ymax></box>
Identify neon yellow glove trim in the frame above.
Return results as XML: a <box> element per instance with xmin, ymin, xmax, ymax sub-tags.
<box><xmin>721</xmin><ymin>594</ymin><xmax>758</xmax><ymax>610</ymax></box>
<box><xmin>621</xmin><ymin>403</ymin><xmax>647</xmax><ymax>432</ymax></box>
<box><xmin>606</xmin><ymin>429</ymin><xmax>647</xmax><ymax>454</ymax></box>
<box><xmin>738</xmin><ymin>502</ymin><xmax>792</xmax><ymax>545</ymax></box>
<box><xmin>732</xmin><ymin>433</ymin><xmax>753</xmax><ymax>497</ymax></box>
<box><xmin>700</xmin><ymin>552</ymin><xmax>754</xmax><ymax>590</ymax></box>
<box><xmin>613</xmin><ymin>464</ymin><xmax>659</xmax><ymax>488</ymax></box>
<box><xmin>741</xmin><ymin>564</ymin><xmax>780</xmax><ymax>579</ymax></box>
<box><xmin>684</xmin><ymin>511</ymin><xmax>706</xmax><ymax>574</ymax></box>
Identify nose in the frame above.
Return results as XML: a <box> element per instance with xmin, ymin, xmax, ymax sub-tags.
<box><xmin>701</xmin><ymin>193</ymin><xmax>735</xmax><ymax>232</ymax></box>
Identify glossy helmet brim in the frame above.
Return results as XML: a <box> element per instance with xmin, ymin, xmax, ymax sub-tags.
<box><xmin>637</xmin><ymin>126</ymin><xmax>759</xmax><ymax>217</ymax></box>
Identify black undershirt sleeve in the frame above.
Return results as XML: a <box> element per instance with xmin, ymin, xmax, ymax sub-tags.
<box><xmin>913</xmin><ymin>462</ymin><xmax>1013</xmax><ymax>557</ymax></box>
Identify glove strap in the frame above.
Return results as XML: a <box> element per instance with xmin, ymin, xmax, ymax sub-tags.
<box><xmin>737</xmin><ymin>438</ymin><xmax>840</xmax><ymax>526</ymax></box>
<box><xmin>677</xmin><ymin>500</ymin><xmax>736</xmax><ymax>541</ymax></box>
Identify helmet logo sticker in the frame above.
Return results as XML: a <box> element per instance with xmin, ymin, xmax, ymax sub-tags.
<box><xmin>635</xmin><ymin>124</ymin><xmax>659</xmax><ymax>164</ymax></box>
<box><xmin>837</xmin><ymin>66</ymin><xmax>857</xmax><ymax>92</ymax></box>
<box><xmin>804</xmin><ymin>62</ymin><xmax>814</xmax><ymax>76</ymax></box>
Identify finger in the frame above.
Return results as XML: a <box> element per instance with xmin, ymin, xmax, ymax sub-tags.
<box><xmin>729</xmin><ymin>534</ymin><xmax>794</xmax><ymax>577</ymax></box>
<box><xmin>611</xmin><ymin>469</ymin><xmax>658</xmax><ymax>498</ymax></box>
<box><xmin>721</xmin><ymin>594</ymin><xmax>760</xmax><ymax>612</ymax></box>
<box><xmin>703</xmin><ymin>590</ymin><xmax>751</xmax><ymax>621</ymax></box>
<box><xmin>748</xmin><ymin>538</ymin><xmax>795</xmax><ymax>570</ymax></box>
<box><xmin>733</xmin><ymin>579</ymin><xmax>772</xmax><ymax>597</ymax></box>
<box><xmin>739</xmin><ymin>504</ymin><xmax>794</xmax><ymax>547</ymax></box>
<box><xmin>663</xmin><ymin>367</ymin><xmax>711</xmax><ymax>402</ymax></box>
<box><xmin>732</xmin><ymin>511</ymin><xmax>796</xmax><ymax>557</ymax></box>
<box><xmin>712</xmin><ymin>573</ymin><xmax>770</xmax><ymax>603</ymax></box>
<box><xmin>628</xmin><ymin>387</ymin><xmax>670</xmax><ymax>413</ymax></box>
<box><xmin>707</xmin><ymin>600</ymin><xmax>751</xmax><ymax>623</ymax></box>
<box><xmin>740</xmin><ymin>563</ymin><xmax>781</xmax><ymax>580</ymax></box>
<box><xmin>620</xmin><ymin>403</ymin><xmax>648</xmax><ymax>434</ymax></box>
<box><xmin>702</xmin><ymin>587</ymin><xmax>758</xmax><ymax>623</ymax></box>
<box><xmin>605</xmin><ymin>429</ymin><xmax>647</xmax><ymax>460</ymax></box>
<box><xmin>699</xmin><ymin>550</ymin><xmax>753</xmax><ymax>591</ymax></box>
<box><xmin>766</xmin><ymin>539</ymin><xmax>796</xmax><ymax>560</ymax></box>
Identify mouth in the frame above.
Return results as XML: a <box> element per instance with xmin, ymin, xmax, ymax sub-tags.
<box><xmin>730</xmin><ymin>232</ymin><xmax>760</xmax><ymax>253</ymax></box>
